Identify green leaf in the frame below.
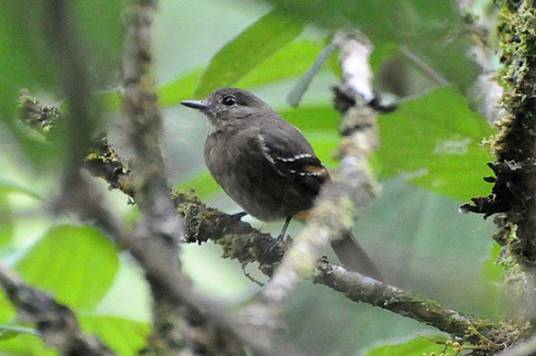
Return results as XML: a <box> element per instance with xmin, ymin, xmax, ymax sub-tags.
<box><xmin>375</xmin><ymin>86</ymin><xmax>493</xmax><ymax>201</ymax></box>
<box><xmin>158</xmin><ymin>41</ymin><xmax>324</xmax><ymax>108</ymax></box>
<box><xmin>263</xmin><ymin>0</ymin><xmax>479</xmax><ymax>89</ymax></box>
<box><xmin>0</xmin><ymin>333</ymin><xmax>57</xmax><ymax>355</ymax></box>
<box><xmin>159</xmin><ymin>69</ymin><xmax>204</xmax><ymax>108</ymax></box>
<box><xmin>80</xmin><ymin>315</ymin><xmax>149</xmax><ymax>355</ymax></box>
<box><xmin>366</xmin><ymin>336</ymin><xmax>452</xmax><ymax>355</ymax></box>
<box><xmin>236</xmin><ymin>41</ymin><xmax>324</xmax><ymax>90</ymax></box>
<box><xmin>279</xmin><ymin>105</ymin><xmax>339</xmax><ymax>130</ymax></box>
<box><xmin>194</xmin><ymin>8</ymin><xmax>306</xmax><ymax>98</ymax></box>
<box><xmin>176</xmin><ymin>171</ymin><xmax>220</xmax><ymax>199</ymax></box>
<box><xmin>16</xmin><ymin>225</ymin><xmax>119</xmax><ymax>311</ymax></box>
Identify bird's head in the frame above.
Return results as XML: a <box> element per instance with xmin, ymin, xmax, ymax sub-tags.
<box><xmin>181</xmin><ymin>88</ymin><xmax>272</xmax><ymax>131</ymax></box>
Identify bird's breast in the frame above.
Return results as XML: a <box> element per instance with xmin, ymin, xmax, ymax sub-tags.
<box><xmin>204</xmin><ymin>132</ymin><xmax>313</xmax><ymax>221</ymax></box>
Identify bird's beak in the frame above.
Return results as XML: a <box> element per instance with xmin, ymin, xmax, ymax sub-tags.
<box><xmin>181</xmin><ymin>100</ymin><xmax>210</xmax><ymax>111</ymax></box>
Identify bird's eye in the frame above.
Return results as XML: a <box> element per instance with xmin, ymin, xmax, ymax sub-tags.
<box><xmin>222</xmin><ymin>95</ymin><xmax>237</xmax><ymax>106</ymax></box>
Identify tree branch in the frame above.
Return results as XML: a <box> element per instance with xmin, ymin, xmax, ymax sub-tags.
<box><xmin>0</xmin><ymin>262</ymin><xmax>112</xmax><ymax>355</ymax></box>
<box><xmin>120</xmin><ymin>1</ymin><xmax>249</xmax><ymax>354</ymax></box>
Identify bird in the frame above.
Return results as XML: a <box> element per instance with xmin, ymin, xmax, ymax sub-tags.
<box><xmin>181</xmin><ymin>88</ymin><xmax>382</xmax><ymax>281</ymax></box>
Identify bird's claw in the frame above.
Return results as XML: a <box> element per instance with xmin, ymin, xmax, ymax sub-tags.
<box><xmin>263</xmin><ymin>233</ymin><xmax>286</xmax><ymax>258</ymax></box>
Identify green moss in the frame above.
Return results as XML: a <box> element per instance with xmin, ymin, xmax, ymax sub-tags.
<box><xmin>494</xmin><ymin>1</ymin><xmax>536</xmax><ymax>160</ymax></box>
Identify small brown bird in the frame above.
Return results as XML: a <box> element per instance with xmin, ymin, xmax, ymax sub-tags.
<box><xmin>182</xmin><ymin>88</ymin><xmax>382</xmax><ymax>280</ymax></box>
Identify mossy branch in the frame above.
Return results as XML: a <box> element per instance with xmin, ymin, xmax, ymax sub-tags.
<box><xmin>461</xmin><ymin>2</ymin><xmax>536</xmax><ymax>331</ymax></box>
<box><xmin>463</xmin><ymin>1</ymin><xmax>536</xmax><ymax>260</ymax></box>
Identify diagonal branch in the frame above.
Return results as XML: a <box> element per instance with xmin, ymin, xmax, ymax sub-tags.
<box><xmin>0</xmin><ymin>262</ymin><xmax>112</xmax><ymax>355</ymax></box>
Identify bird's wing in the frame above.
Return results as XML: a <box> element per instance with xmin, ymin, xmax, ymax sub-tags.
<box><xmin>256</xmin><ymin>123</ymin><xmax>330</xmax><ymax>195</ymax></box>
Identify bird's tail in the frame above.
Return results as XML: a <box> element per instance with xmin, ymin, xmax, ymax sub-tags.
<box><xmin>330</xmin><ymin>230</ymin><xmax>383</xmax><ymax>282</ymax></box>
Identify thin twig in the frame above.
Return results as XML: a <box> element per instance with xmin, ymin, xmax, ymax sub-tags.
<box><xmin>400</xmin><ymin>45</ymin><xmax>449</xmax><ymax>86</ymax></box>
<box><xmin>314</xmin><ymin>259</ymin><xmax>522</xmax><ymax>351</ymax></box>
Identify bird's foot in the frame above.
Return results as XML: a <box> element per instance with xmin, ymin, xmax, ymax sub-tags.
<box><xmin>263</xmin><ymin>233</ymin><xmax>286</xmax><ymax>258</ymax></box>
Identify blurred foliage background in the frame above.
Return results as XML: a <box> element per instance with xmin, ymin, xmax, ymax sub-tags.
<box><xmin>0</xmin><ymin>0</ymin><xmax>507</xmax><ymax>354</ymax></box>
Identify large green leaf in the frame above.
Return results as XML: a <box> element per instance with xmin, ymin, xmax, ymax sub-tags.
<box><xmin>194</xmin><ymin>8</ymin><xmax>306</xmax><ymax>98</ymax></box>
<box><xmin>365</xmin><ymin>336</ymin><xmax>452</xmax><ymax>355</ymax></box>
<box><xmin>235</xmin><ymin>41</ymin><xmax>324</xmax><ymax>89</ymax></box>
<box><xmin>261</xmin><ymin>0</ymin><xmax>479</xmax><ymax>89</ymax></box>
<box><xmin>16</xmin><ymin>225</ymin><xmax>119</xmax><ymax>311</ymax></box>
<box><xmin>80</xmin><ymin>315</ymin><xmax>149</xmax><ymax>355</ymax></box>
<box><xmin>115</xmin><ymin>41</ymin><xmax>326</xmax><ymax>109</ymax></box>
<box><xmin>0</xmin><ymin>333</ymin><xmax>57</xmax><ymax>355</ymax></box>
<box><xmin>376</xmin><ymin>86</ymin><xmax>493</xmax><ymax>201</ymax></box>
